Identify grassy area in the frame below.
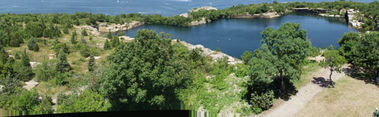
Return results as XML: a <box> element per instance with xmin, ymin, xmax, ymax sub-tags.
<box><xmin>3</xmin><ymin>28</ymin><xmax>113</xmax><ymax>99</ymax></box>
<box><xmin>0</xmin><ymin>109</ymin><xmax>5</xmax><ymax>116</ymax></box>
<box><xmin>295</xmin><ymin>76</ymin><xmax>379</xmax><ymax>117</ymax></box>
<box><xmin>179</xmin><ymin>64</ymin><xmax>252</xmax><ymax>116</ymax></box>
<box><xmin>293</xmin><ymin>62</ymin><xmax>322</xmax><ymax>89</ymax></box>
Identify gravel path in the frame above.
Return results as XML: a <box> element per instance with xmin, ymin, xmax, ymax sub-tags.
<box><xmin>258</xmin><ymin>65</ymin><xmax>349</xmax><ymax>117</ymax></box>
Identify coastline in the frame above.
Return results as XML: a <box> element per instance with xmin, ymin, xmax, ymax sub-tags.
<box><xmin>96</xmin><ymin>8</ymin><xmax>363</xmax><ymax>33</ymax></box>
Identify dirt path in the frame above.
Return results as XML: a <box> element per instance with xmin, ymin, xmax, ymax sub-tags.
<box><xmin>258</xmin><ymin>65</ymin><xmax>349</xmax><ymax>117</ymax></box>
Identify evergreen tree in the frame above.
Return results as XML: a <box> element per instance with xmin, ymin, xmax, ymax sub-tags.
<box><xmin>63</xmin><ymin>27</ymin><xmax>69</xmax><ymax>34</ymax></box>
<box><xmin>13</xmin><ymin>49</ymin><xmax>34</xmax><ymax>81</ymax></box>
<box><xmin>80</xmin><ymin>45</ymin><xmax>90</xmax><ymax>58</ymax></box>
<box><xmin>241</xmin><ymin>51</ymin><xmax>253</xmax><ymax>65</ymax></box>
<box><xmin>21</xmin><ymin>49</ymin><xmax>31</xmax><ymax>67</ymax></box>
<box><xmin>71</xmin><ymin>32</ymin><xmax>77</xmax><ymax>44</ymax></box>
<box><xmin>111</xmin><ymin>36</ymin><xmax>120</xmax><ymax>48</ymax></box>
<box><xmin>27</xmin><ymin>38</ymin><xmax>39</xmax><ymax>52</ymax></box>
<box><xmin>56</xmin><ymin>49</ymin><xmax>71</xmax><ymax>73</ymax></box>
<box><xmin>88</xmin><ymin>55</ymin><xmax>95</xmax><ymax>72</ymax></box>
<box><xmin>104</xmin><ymin>39</ymin><xmax>111</xmax><ymax>50</ymax></box>
<box><xmin>81</xmin><ymin>29</ymin><xmax>88</xmax><ymax>36</ymax></box>
<box><xmin>0</xmin><ymin>47</ymin><xmax>9</xmax><ymax>63</ymax></box>
<box><xmin>107</xmin><ymin>31</ymin><xmax>112</xmax><ymax>39</ymax></box>
<box><xmin>35</xmin><ymin>60</ymin><xmax>55</xmax><ymax>82</ymax></box>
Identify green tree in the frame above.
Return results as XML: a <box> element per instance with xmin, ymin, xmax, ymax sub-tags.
<box><xmin>341</xmin><ymin>32</ymin><xmax>379</xmax><ymax>81</ymax></box>
<box><xmin>9</xmin><ymin>89</ymin><xmax>39</xmax><ymax>113</ymax></box>
<box><xmin>0</xmin><ymin>47</ymin><xmax>9</xmax><ymax>63</ymax></box>
<box><xmin>33</xmin><ymin>96</ymin><xmax>53</xmax><ymax>114</ymax></box>
<box><xmin>80</xmin><ymin>45</ymin><xmax>90</xmax><ymax>58</ymax></box>
<box><xmin>21</xmin><ymin>50</ymin><xmax>31</xmax><ymax>67</ymax></box>
<box><xmin>13</xmin><ymin>50</ymin><xmax>34</xmax><ymax>81</ymax></box>
<box><xmin>321</xmin><ymin>49</ymin><xmax>346</xmax><ymax>87</ymax></box>
<box><xmin>35</xmin><ymin>60</ymin><xmax>55</xmax><ymax>82</ymax></box>
<box><xmin>104</xmin><ymin>39</ymin><xmax>111</xmax><ymax>50</ymax></box>
<box><xmin>71</xmin><ymin>32</ymin><xmax>77</xmax><ymax>44</ymax></box>
<box><xmin>111</xmin><ymin>36</ymin><xmax>120</xmax><ymax>48</ymax></box>
<box><xmin>338</xmin><ymin>32</ymin><xmax>360</xmax><ymax>62</ymax></box>
<box><xmin>241</xmin><ymin>51</ymin><xmax>253</xmax><ymax>65</ymax></box>
<box><xmin>57</xmin><ymin>91</ymin><xmax>110</xmax><ymax>113</ymax></box>
<box><xmin>88</xmin><ymin>55</ymin><xmax>95</xmax><ymax>72</ymax></box>
<box><xmin>247</xmin><ymin>46</ymin><xmax>278</xmax><ymax>113</ymax></box>
<box><xmin>81</xmin><ymin>29</ymin><xmax>88</xmax><ymax>36</ymax></box>
<box><xmin>107</xmin><ymin>31</ymin><xmax>112</xmax><ymax>39</ymax></box>
<box><xmin>99</xmin><ymin>29</ymin><xmax>192</xmax><ymax>110</ymax></box>
<box><xmin>260</xmin><ymin>23</ymin><xmax>312</xmax><ymax>94</ymax></box>
<box><xmin>56</xmin><ymin>49</ymin><xmax>71</xmax><ymax>73</ymax></box>
<box><xmin>27</xmin><ymin>39</ymin><xmax>39</xmax><ymax>52</ymax></box>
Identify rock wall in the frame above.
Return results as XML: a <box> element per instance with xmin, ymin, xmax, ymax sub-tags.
<box><xmin>346</xmin><ymin>9</ymin><xmax>364</xmax><ymax>28</ymax></box>
<box><xmin>231</xmin><ymin>12</ymin><xmax>280</xmax><ymax>19</ymax></box>
<box><xmin>319</xmin><ymin>13</ymin><xmax>342</xmax><ymax>18</ymax></box>
<box><xmin>186</xmin><ymin>6</ymin><xmax>218</xmax><ymax>26</ymax></box>
<box><xmin>191</xmin><ymin>6</ymin><xmax>218</xmax><ymax>12</ymax></box>
<box><xmin>176</xmin><ymin>40</ymin><xmax>242</xmax><ymax>65</ymax></box>
<box><xmin>98</xmin><ymin>21</ymin><xmax>144</xmax><ymax>32</ymax></box>
<box><xmin>292</xmin><ymin>8</ymin><xmax>327</xmax><ymax>14</ymax></box>
<box><xmin>189</xmin><ymin>17</ymin><xmax>210</xmax><ymax>26</ymax></box>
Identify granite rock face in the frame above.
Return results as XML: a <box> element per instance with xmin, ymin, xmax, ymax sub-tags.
<box><xmin>231</xmin><ymin>12</ymin><xmax>280</xmax><ymax>19</ymax></box>
<box><xmin>98</xmin><ymin>21</ymin><xmax>144</xmax><ymax>32</ymax></box>
<box><xmin>346</xmin><ymin>9</ymin><xmax>364</xmax><ymax>28</ymax></box>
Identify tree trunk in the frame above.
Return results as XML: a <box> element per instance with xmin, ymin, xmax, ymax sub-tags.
<box><xmin>329</xmin><ymin>69</ymin><xmax>334</xmax><ymax>88</ymax></box>
<box><xmin>280</xmin><ymin>70</ymin><xmax>286</xmax><ymax>93</ymax></box>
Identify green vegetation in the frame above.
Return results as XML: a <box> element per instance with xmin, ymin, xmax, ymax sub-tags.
<box><xmin>321</xmin><ymin>48</ymin><xmax>347</xmax><ymax>87</ymax></box>
<box><xmin>189</xmin><ymin>1</ymin><xmax>378</xmax><ymax>31</ymax></box>
<box><xmin>57</xmin><ymin>90</ymin><xmax>110</xmax><ymax>113</ymax></box>
<box><xmin>0</xmin><ymin>1</ymin><xmax>378</xmax><ymax>116</ymax></box>
<box><xmin>27</xmin><ymin>39</ymin><xmax>39</xmax><ymax>52</ymax></box>
<box><xmin>0</xmin><ymin>88</ymin><xmax>53</xmax><ymax>115</ymax></box>
<box><xmin>338</xmin><ymin>32</ymin><xmax>379</xmax><ymax>82</ymax></box>
<box><xmin>99</xmin><ymin>29</ymin><xmax>197</xmax><ymax>110</ymax></box>
<box><xmin>88</xmin><ymin>55</ymin><xmax>95</xmax><ymax>72</ymax></box>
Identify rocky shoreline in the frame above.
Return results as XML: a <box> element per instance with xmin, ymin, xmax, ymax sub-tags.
<box><xmin>176</xmin><ymin>40</ymin><xmax>242</xmax><ymax>65</ymax></box>
<box><xmin>231</xmin><ymin>12</ymin><xmax>281</xmax><ymax>19</ymax></box>
<box><xmin>290</xmin><ymin>8</ymin><xmax>364</xmax><ymax>29</ymax></box>
<box><xmin>187</xmin><ymin>6</ymin><xmax>218</xmax><ymax>26</ymax></box>
<box><xmin>98</xmin><ymin>21</ymin><xmax>145</xmax><ymax>33</ymax></box>
<box><xmin>346</xmin><ymin>9</ymin><xmax>364</xmax><ymax>28</ymax></box>
<box><xmin>79</xmin><ymin>6</ymin><xmax>366</xmax><ymax>32</ymax></box>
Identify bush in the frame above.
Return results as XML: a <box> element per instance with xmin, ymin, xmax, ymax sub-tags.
<box><xmin>104</xmin><ymin>39</ymin><xmax>111</xmax><ymax>50</ymax></box>
<box><xmin>80</xmin><ymin>45</ymin><xmax>90</xmax><ymax>58</ymax></box>
<box><xmin>57</xmin><ymin>91</ymin><xmax>111</xmax><ymax>113</ymax></box>
<box><xmin>27</xmin><ymin>39</ymin><xmax>39</xmax><ymax>52</ymax></box>
<box><xmin>81</xmin><ymin>29</ymin><xmax>88</xmax><ymax>36</ymax></box>
<box><xmin>35</xmin><ymin>60</ymin><xmax>56</xmax><ymax>82</ymax></box>
<box><xmin>71</xmin><ymin>32</ymin><xmax>78</xmax><ymax>44</ymax></box>
<box><xmin>54</xmin><ymin>73</ymin><xmax>69</xmax><ymax>86</ymax></box>
<box><xmin>250</xmin><ymin>91</ymin><xmax>275</xmax><ymax>114</ymax></box>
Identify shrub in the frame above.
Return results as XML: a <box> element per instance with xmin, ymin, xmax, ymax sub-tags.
<box><xmin>35</xmin><ymin>60</ymin><xmax>56</xmax><ymax>82</ymax></box>
<box><xmin>81</xmin><ymin>29</ymin><xmax>88</xmax><ymax>36</ymax></box>
<box><xmin>250</xmin><ymin>91</ymin><xmax>275</xmax><ymax>114</ymax></box>
<box><xmin>80</xmin><ymin>45</ymin><xmax>90</xmax><ymax>58</ymax></box>
<box><xmin>27</xmin><ymin>39</ymin><xmax>39</xmax><ymax>52</ymax></box>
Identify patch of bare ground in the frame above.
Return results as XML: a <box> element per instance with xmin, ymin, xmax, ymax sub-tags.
<box><xmin>257</xmin><ymin>64</ymin><xmax>349</xmax><ymax>117</ymax></box>
<box><xmin>295</xmin><ymin>76</ymin><xmax>379</xmax><ymax>117</ymax></box>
